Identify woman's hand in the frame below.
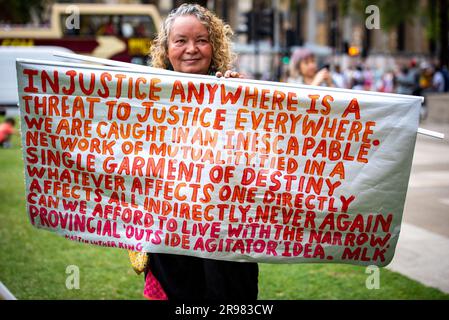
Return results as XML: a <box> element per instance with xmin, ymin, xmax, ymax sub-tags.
<box><xmin>215</xmin><ymin>70</ymin><xmax>245</xmax><ymax>78</ymax></box>
<box><xmin>311</xmin><ymin>68</ymin><xmax>334</xmax><ymax>87</ymax></box>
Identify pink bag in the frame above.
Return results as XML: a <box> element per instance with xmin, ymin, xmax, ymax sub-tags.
<box><xmin>143</xmin><ymin>268</ymin><xmax>168</xmax><ymax>300</ymax></box>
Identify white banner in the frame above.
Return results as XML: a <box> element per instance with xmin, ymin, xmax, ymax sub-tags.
<box><xmin>16</xmin><ymin>59</ymin><xmax>422</xmax><ymax>266</ymax></box>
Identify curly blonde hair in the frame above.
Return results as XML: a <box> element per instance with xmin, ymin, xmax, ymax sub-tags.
<box><xmin>149</xmin><ymin>3</ymin><xmax>235</xmax><ymax>74</ymax></box>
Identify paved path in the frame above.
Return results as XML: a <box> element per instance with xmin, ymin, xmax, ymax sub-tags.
<box><xmin>387</xmin><ymin>223</ymin><xmax>449</xmax><ymax>293</ymax></box>
<box><xmin>387</xmin><ymin>122</ymin><xmax>449</xmax><ymax>294</ymax></box>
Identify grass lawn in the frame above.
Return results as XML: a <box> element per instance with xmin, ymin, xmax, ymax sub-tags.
<box><xmin>1</xmin><ymin>115</ymin><xmax>448</xmax><ymax>300</ymax></box>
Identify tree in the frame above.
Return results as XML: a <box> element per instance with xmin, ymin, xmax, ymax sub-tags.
<box><xmin>342</xmin><ymin>0</ymin><xmax>448</xmax><ymax>67</ymax></box>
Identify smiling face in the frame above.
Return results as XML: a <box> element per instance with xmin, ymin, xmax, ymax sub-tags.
<box><xmin>167</xmin><ymin>15</ymin><xmax>213</xmax><ymax>75</ymax></box>
<box><xmin>299</xmin><ymin>55</ymin><xmax>318</xmax><ymax>78</ymax></box>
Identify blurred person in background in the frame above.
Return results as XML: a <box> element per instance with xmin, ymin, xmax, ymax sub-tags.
<box><xmin>287</xmin><ymin>48</ymin><xmax>334</xmax><ymax>87</ymax></box>
<box><xmin>441</xmin><ymin>64</ymin><xmax>449</xmax><ymax>92</ymax></box>
<box><xmin>350</xmin><ymin>65</ymin><xmax>365</xmax><ymax>90</ymax></box>
<box><xmin>363</xmin><ymin>65</ymin><xmax>374</xmax><ymax>91</ymax></box>
<box><xmin>332</xmin><ymin>64</ymin><xmax>348</xmax><ymax>88</ymax></box>
<box><xmin>408</xmin><ymin>59</ymin><xmax>421</xmax><ymax>96</ymax></box>
<box><xmin>432</xmin><ymin>62</ymin><xmax>447</xmax><ymax>93</ymax></box>
<box><xmin>419</xmin><ymin>61</ymin><xmax>434</xmax><ymax>94</ymax></box>
<box><xmin>396</xmin><ymin>64</ymin><xmax>417</xmax><ymax>95</ymax></box>
<box><xmin>97</xmin><ymin>17</ymin><xmax>116</xmax><ymax>36</ymax></box>
<box><xmin>377</xmin><ymin>69</ymin><xmax>395</xmax><ymax>93</ymax></box>
<box><xmin>395</xmin><ymin>59</ymin><xmax>430</xmax><ymax>120</ymax></box>
<box><xmin>0</xmin><ymin>118</ymin><xmax>16</xmax><ymax>148</ymax></box>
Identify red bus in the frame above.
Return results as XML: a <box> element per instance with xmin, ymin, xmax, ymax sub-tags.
<box><xmin>0</xmin><ymin>3</ymin><xmax>161</xmax><ymax>65</ymax></box>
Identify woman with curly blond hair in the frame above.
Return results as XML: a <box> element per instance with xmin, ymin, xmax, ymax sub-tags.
<box><xmin>150</xmin><ymin>3</ymin><xmax>237</xmax><ymax>76</ymax></box>
<box><xmin>142</xmin><ymin>3</ymin><xmax>258</xmax><ymax>301</ymax></box>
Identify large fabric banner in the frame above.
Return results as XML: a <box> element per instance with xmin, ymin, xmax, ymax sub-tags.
<box><xmin>16</xmin><ymin>59</ymin><xmax>422</xmax><ymax>266</ymax></box>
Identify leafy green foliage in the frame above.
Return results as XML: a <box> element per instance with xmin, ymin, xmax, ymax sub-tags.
<box><xmin>341</xmin><ymin>0</ymin><xmax>420</xmax><ymax>30</ymax></box>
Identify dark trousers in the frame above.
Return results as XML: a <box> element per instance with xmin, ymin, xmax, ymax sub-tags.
<box><xmin>147</xmin><ymin>253</ymin><xmax>259</xmax><ymax>301</ymax></box>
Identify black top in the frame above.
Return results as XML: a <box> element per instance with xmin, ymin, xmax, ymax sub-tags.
<box><xmin>147</xmin><ymin>252</ymin><xmax>259</xmax><ymax>301</ymax></box>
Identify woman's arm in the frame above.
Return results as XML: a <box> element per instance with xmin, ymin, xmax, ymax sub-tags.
<box><xmin>311</xmin><ymin>68</ymin><xmax>335</xmax><ymax>87</ymax></box>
